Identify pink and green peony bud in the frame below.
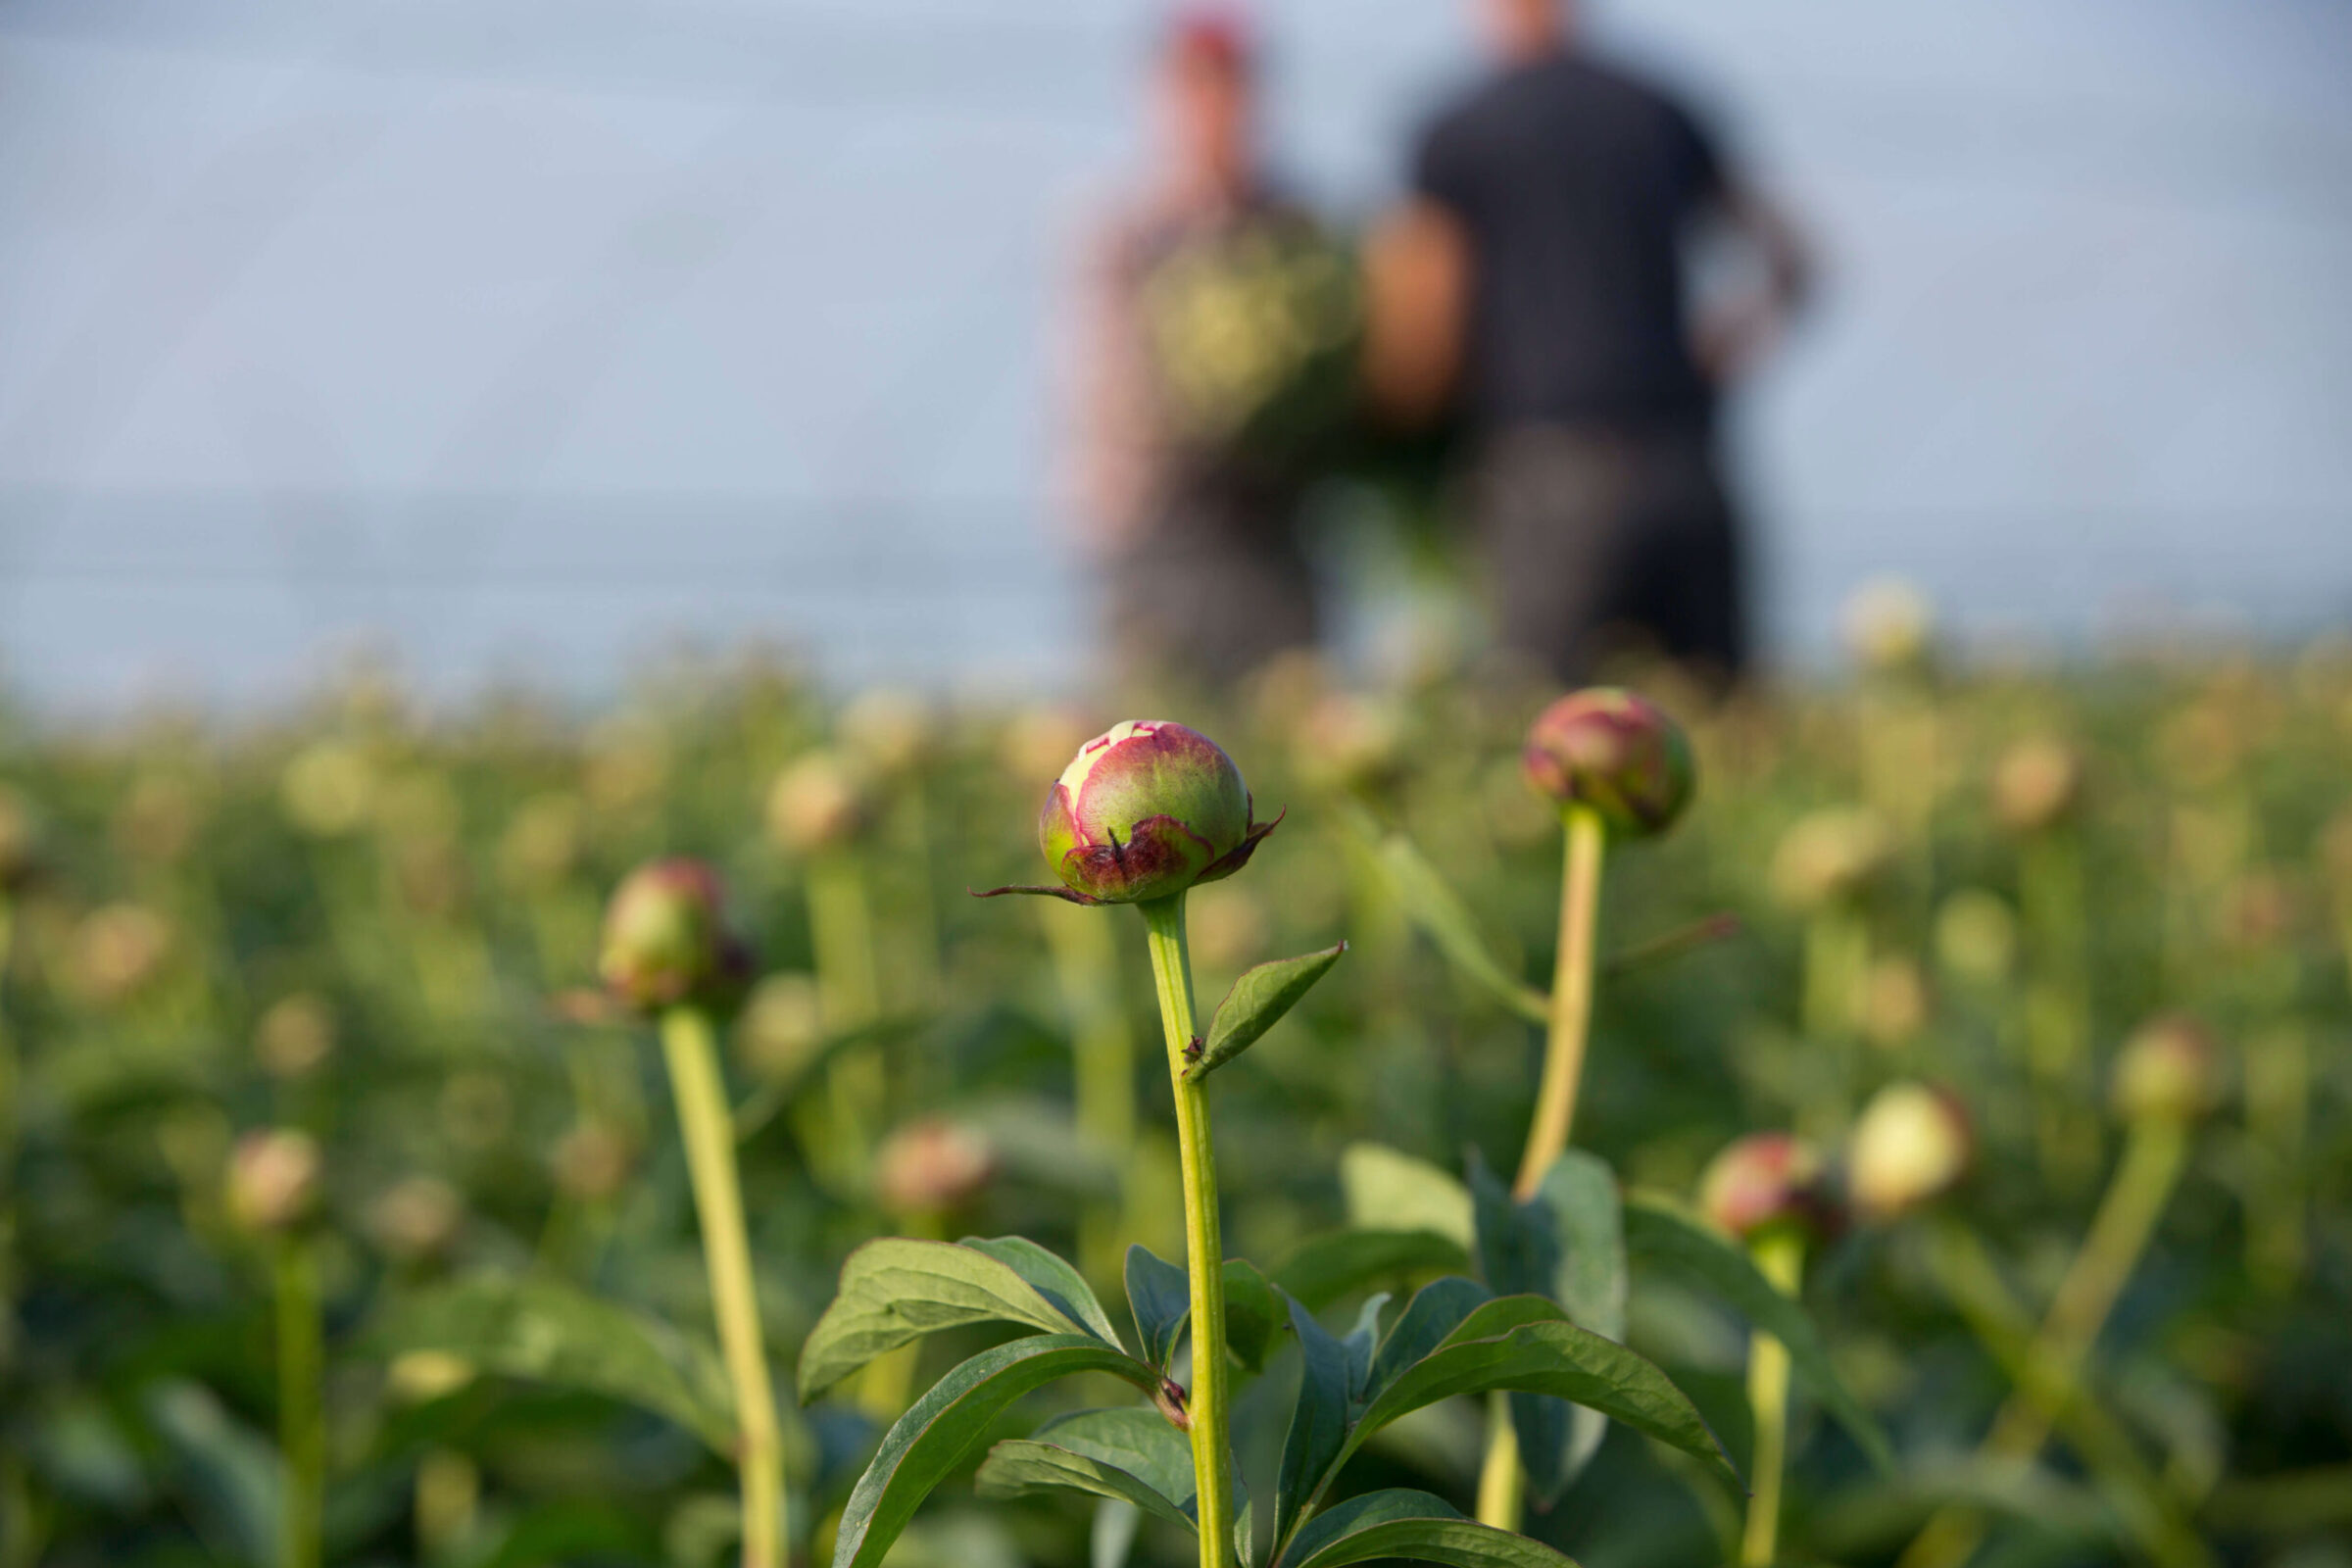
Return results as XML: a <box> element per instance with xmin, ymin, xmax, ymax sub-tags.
<box><xmin>874</xmin><ymin>1116</ymin><xmax>998</xmax><ymax>1215</ymax></box>
<box><xmin>1847</xmin><ymin>1081</ymin><xmax>1973</xmax><ymax>1221</ymax></box>
<box><xmin>995</xmin><ymin>720</ymin><xmax>1278</xmax><ymax>906</ymax></box>
<box><xmin>1697</xmin><ymin>1132</ymin><xmax>1842</xmax><ymax>1246</ymax></box>
<box><xmin>1520</xmin><ymin>688</ymin><xmax>1694</xmax><ymax>838</ymax></box>
<box><xmin>226</xmin><ymin>1129</ymin><xmax>323</xmax><ymax>1235</ymax></box>
<box><xmin>2111</xmin><ymin>1013</ymin><xmax>2222</xmax><ymax>1125</ymax></box>
<box><xmin>598</xmin><ymin>858</ymin><xmax>749</xmax><ymax>1013</ymax></box>
<box><xmin>765</xmin><ymin>752</ymin><xmax>867</xmax><ymax>855</ymax></box>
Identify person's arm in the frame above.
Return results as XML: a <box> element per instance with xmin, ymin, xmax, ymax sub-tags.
<box><xmin>1690</xmin><ymin>181</ymin><xmax>1815</xmax><ymax>388</ymax></box>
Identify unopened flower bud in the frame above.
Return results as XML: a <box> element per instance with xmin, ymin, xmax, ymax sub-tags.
<box><xmin>1012</xmin><ymin>721</ymin><xmax>1277</xmax><ymax>906</ymax></box>
<box><xmin>838</xmin><ymin>689</ymin><xmax>935</xmax><ymax>778</ymax></box>
<box><xmin>280</xmin><ymin>740</ymin><xmax>377</xmax><ymax>837</ymax></box>
<box><xmin>1847</xmin><ymin>1082</ymin><xmax>1972</xmax><ymax>1221</ymax></box>
<box><xmin>73</xmin><ymin>904</ymin><xmax>174</xmax><ymax>1004</ymax></box>
<box><xmin>875</xmin><ymin>1116</ymin><xmax>997</xmax><ymax>1215</ymax></box>
<box><xmin>765</xmin><ymin>752</ymin><xmax>866</xmax><ymax>855</ymax></box>
<box><xmin>1294</xmin><ymin>692</ymin><xmax>1406</xmax><ymax>795</ymax></box>
<box><xmin>552</xmin><ymin>1120</ymin><xmax>639</xmax><ymax>1201</ymax></box>
<box><xmin>2111</xmin><ymin>1014</ymin><xmax>2222</xmax><ymax>1125</ymax></box>
<box><xmin>1520</xmin><ymin>688</ymin><xmax>1693</xmax><ymax>838</ymax></box>
<box><xmin>1860</xmin><ymin>957</ymin><xmax>1931</xmax><ymax>1050</ymax></box>
<box><xmin>1772</xmin><ymin>808</ymin><xmax>1892</xmax><ymax>911</ymax></box>
<box><xmin>227</xmin><ymin>1129</ymin><xmax>322</xmax><ymax>1235</ymax></box>
<box><xmin>1991</xmin><ymin>738</ymin><xmax>2082</xmax><ymax>835</ymax></box>
<box><xmin>1935</xmin><ymin>890</ymin><xmax>2017</xmax><ymax>985</ymax></box>
<box><xmin>1697</xmin><ymin>1132</ymin><xmax>1841</xmax><ymax>1245</ymax></box>
<box><xmin>734</xmin><ymin>972</ymin><xmax>827</xmax><ymax>1082</ymax></box>
<box><xmin>256</xmin><ymin>993</ymin><xmax>338</xmax><ymax>1080</ymax></box>
<box><xmin>598</xmin><ymin>858</ymin><xmax>748</xmax><ymax>1013</ymax></box>
<box><xmin>368</xmin><ymin>1176</ymin><xmax>466</xmax><ymax>1262</ymax></box>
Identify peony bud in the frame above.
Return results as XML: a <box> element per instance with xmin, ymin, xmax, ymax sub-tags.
<box><xmin>1293</xmin><ymin>692</ymin><xmax>1407</xmax><ymax>795</ymax></box>
<box><xmin>226</xmin><ymin>1129</ymin><xmax>322</xmax><ymax>1235</ymax></box>
<box><xmin>765</xmin><ymin>752</ymin><xmax>866</xmax><ymax>856</ymax></box>
<box><xmin>838</xmin><ymin>688</ymin><xmax>936</xmax><ymax>778</ymax></box>
<box><xmin>2111</xmin><ymin>1014</ymin><xmax>2222</xmax><ymax>1125</ymax></box>
<box><xmin>989</xmin><ymin>721</ymin><xmax>1278</xmax><ymax>906</ymax></box>
<box><xmin>1847</xmin><ymin>1081</ymin><xmax>1973</xmax><ymax>1221</ymax></box>
<box><xmin>1991</xmin><ymin>738</ymin><xmax>2083</xmax><ymax>835</ymax></box>
<box><xmin>368</xmin><ymin>1176</ymin><xmax>466</xmax><ymax>1263</ymax></box>
<box><xmin>552</xmin><ymin>1120</ymin><xmax>640</xmax><ymax>1201</ymax></box>
<box><xmin>1520</xmin><ymin>688</ymin><xmax>1693</xmax><ymax>838</ymax></box>
<box><xmin>1841</xmin><ymin>576</ymin><xmax>1935</xmax><ymax>675</ymax></box>
<box><xmin>598</xmin><ymin>858</ymin><xmax>748</xmax><ymax>1013</ymax></box>
<box><xmin>72</xmin><ymin>904</ymin><xmax>173</xmax><ymax>1005</ymax></box>
<box><xmin>874</xmin><ymin>1116</ymin><xmax>997</xmax><ymax>1215</ymax></box>
<box><xmin>256</xmin><ymin>993</ymin><xmax>338</xmax><ymax>1080</ymax></box>
<box><xmin>1697</xmin><ymin>1132</ymin><xmax>1841</xmax><ymax>1245</ymax></box>
<box><xmin>733</xmin><ymin>972</ymin><xmax>827</xmax><ymax>1082</ymax></box>
<box><xmin>1771</xmin><ymin>808</ymin><xmax>1893</xmax><ymax>911</ymax></box>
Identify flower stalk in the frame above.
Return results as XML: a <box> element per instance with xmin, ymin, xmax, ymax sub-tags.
<box><xmin>660</xmin><ymin>1004</ymin><xmax>786</xmax><ymax>1568</ymax></box>
<box><xmin>1515</xmin><ymin>804</ymin><xmax>1606</xmax><ymax>1200</ymax></box>
<box><xmin>272</xmin><ymin>1236</ymin><xmax>325</xmax><ymax>1568</ymax></box>
<box><xmin>1740</xmin><ymin>1228</ymin><xmax>1806</xmax><ymax>1568</ymax></box>
<box><xmin>1140</xmin><ymin>894</ymin><xmax>1237</xmax><ymax>1568</ymax></box>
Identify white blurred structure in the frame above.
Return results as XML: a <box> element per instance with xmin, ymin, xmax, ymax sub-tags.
<box><xmin>1</xmin><ymin>0</ymin><xmax>2347</xmax><ymax>707</ymax></box>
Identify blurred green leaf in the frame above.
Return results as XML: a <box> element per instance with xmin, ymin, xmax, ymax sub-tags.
<box><xmin>1274</xmin><ymin>1230</ymin><xmax>1473</xmax><ymax>1313</ymax></box>
<box><xmin>831</xmin><ymin>1336</ymin><xmax>1160</xmax><ymax>1568</ymax></box>
<box><xmin>1275</xmin><ymin>1293</ymin><xmax>1356</xmax><ymax>1553</ymax></box>
<box><xmin>1223</xmin><ymin>1258</ymin><xmax>1284</xmax><ymax>1374</ymax></box>
<box><xmin>1125</xmin><ymin>1246</ymin><xmax>1191</xmax><ymax>1373</ymax></box>
<box><xmin>801</xmin><ymin>1238</ymin><xmax>1106</xmax><ymax>1398</ymax></box>
<box><xmin>143</xmin><ymin>1379</ymin><xmax>280</xmax><ymax>1568</ymax></box>
<box><xmin>1366</xmin><ymin>1277</ymin><xmax>1493</xmax><ymax>1400</ymax></box>
<box><xmin>370</xmin><ymin>1272</ymin><xmax>736</xmax><ymax>1451</ymax></box>
<box><xmin>1365</xmin><ymin>830</ymin><xmax>1549</xmax><ymax>1024</ymax></box>
<box><xmin>977</xmin><ymin>1407</ymin><xmax>1200</xmax><ymax>1531</ymax></box>
<box><xmin>1189</xmin><ymin>944</ymin><xmax>1348</xmax><ymax>1080</ymax></box>
<box><xmin>1623</xmin><ymin>1194</ymin><xmax>1893</xmax><ymax>1473</ymax></box>
<box><xmin>1341</xmin><ymin>1144</ymin><xmax>1475</xmax><ymax>1248</ymax></box>
<box><xmin>1285</xmin><ymin>1488</ymin><xmax>1580</xmax><ymax>1568</ymax></box>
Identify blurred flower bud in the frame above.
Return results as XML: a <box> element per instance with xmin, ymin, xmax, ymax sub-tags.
<box><xmin>1293</xmin><ymin>693</ymin><xmax>1406</xmax><ymax>795</ymax></box>
<box><xmin>2220</xmin><ymin>871</ymin><xmax>2297</xmax><ymax>954</ymax></box>
<box><xmin>1520</xmin><ymin>688</ymin><xmax>1694</xmax><ymax>838</ymax></box>
<box><xmin>1841</xmin><ymin>577</ymin><xmax>1935</xmax><ymax>675</ymax></box>
<box><xmin>1771</xmin><ymin>808</ymin><xmax>1893</xmax><ymax>911</ymax></box>
<box><xmin>598</xmin><ymin>858</ymin><xmax>748</xmax><ymax>1013</ymax></box>
<box><xmin>875</xmin><ymin>1116</ymin><xmax>997</xmax><ymax>1216</ymax></box>
<box><xmin>387</xmin><ymin>1350</ymin><xmax>475</xmax><ymax>1404</ymax></box>
<box><xmin>498</xmin><ymin>793</ymin><xmax>584</xmax><ymax>892</ymax></box>
<box><xmin>1860</xmin><ymin>956</ymin><xmax>1931</xmax><ymax>1050</ymax></box>
<box><xmin>1847</xmin><ymin>1082</ymin><xmax>1973</xmax><ymax>1221</ymax></box>
<box><xmin>2111</xmin><ymin>1014</ymin><xmax>2222</xmax><ymax>1125</ymax></box>
<box><xmin>72</xmin><ymin>904</ymin><xmax>173</xmax><ymax>1004</ymax></box>
<box><xmin>734</xmin><ymin>972</ymin><xmax>827</xmax><ymax>1082</ymax></box>
<box><xmin>0</xmin><ymin>784</ymin><xmax>40</xmax><ymax>891</ymax></box>
<box><xmin>838</xmin><ymin>689</ymin><xmax>935</xmax><ymax>778</ymax></box>
<box><xmin>1991</xmin><ymin>738</ymin><xmax>2082</xmax><ymax>835</ymax></box>
<box><xmin>999</xmin><ymin>705</ymin><xmax>1096</xmax><ymax>787</ymax></box>
<box><xmin>226</xmin><ymin>1129</ymin><xmax>322</xmax><ymax>1235</ymax></box>
<box><xmin>1935</xmin><ymin>889</ymin><xmax>2017</xmax><ymax>984</ymax></box>
<box><xmin>368</xmin><ymin>1176</ymin><xmax>466</xmax><ymax>1263</ymax></box>
<box><xmin>256</xmin><ymin>993</ymin><xmax>338</xmax><ymax>1080</ymax></box>
<box><xmin>765</xmin><ymin>752</ymin><xmax>866</xmax><ymax>855</ymax></box>
<box><xmin>280</xmin><ymin>740</ymin><xmax>377</xmax><ymax>837</ymax></box>
<box><xmin>1020</xmin><ymin>721</ymin><xmax>1276</xmax><ymax>906</ymax></box>
<box><xmin>552</xmin><ymin>1120</ymin><xmax>639</xmax><ymax>1201</ymax></box>
<box><xmin>1697</xmin><ymin>1132</ymin><xmax>1841</xmax><ymax>1246</ymax></box>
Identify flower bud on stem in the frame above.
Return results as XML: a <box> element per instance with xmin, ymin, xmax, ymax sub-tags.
<box><xmin>660</xmin><ymin>1004</ymin><xmax>786</xmax><ymax>1568</ymax></box>
<box><xmin>1139</xmin><ymin>894</ymin><xmax>1237</xmax><ymax>1568</ymax></box>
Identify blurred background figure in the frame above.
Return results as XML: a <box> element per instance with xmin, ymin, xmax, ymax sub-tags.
<box><xmin>1370</xmin><ymin>0</ymin><xmax>1810</xmax><ymax>686</ymax></box>
<box><xmin>1067</xmin><ymin>12</ymin><xmax>1355</xmax><ymax>691</ymax></box>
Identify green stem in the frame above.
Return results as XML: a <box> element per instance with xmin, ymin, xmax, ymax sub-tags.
<box><xmin>1740</xmin><ymin>1230</ymin><xmax>1806</xmax><ymax>1568</ymax></box>
<box><xmin>1140</xmin><ymin>895</ymin><xmax>1235</xmax><ymax>1568</ymax></box>
<box><xmin>661</xmin><ymin>1006</ymin><xmax>787</xmax><ymax>1568</ymax></box>
<box><xmin>1479</xmin><ymin>805</ymin><xmax>1607</xmax><ymax>1532</ymax></box>
<box><xmin>1899</xmin><ymin>1120</ymin><xmax>2193</xmax><ymax>1568</ymax></box>
<box><xmin>272</xmin><ymin>1238</ymin><xmax>324</xmax><ymax>1568</ymax></box>
<box><xmin>1043</xmin><ymin>901</ymin><xmax>1137</xmax><ymax>1286</ymax></box>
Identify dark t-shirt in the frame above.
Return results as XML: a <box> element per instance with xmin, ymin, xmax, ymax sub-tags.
<box><xmin>1413</xmin><ymin>52</ymin><xmax>1727</xmax><ymax>434</ymax></box>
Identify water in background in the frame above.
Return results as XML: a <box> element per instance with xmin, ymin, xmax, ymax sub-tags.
<box><xmin>3</xmin><ymin>0</ymin><xmax>2348</xmax><ymax>710</ymax></box>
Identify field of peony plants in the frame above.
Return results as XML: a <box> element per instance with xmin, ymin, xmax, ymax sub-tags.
<box><xmin>0</xmin><ymin>636</ymin><xmax>2347</xmax><ymax>1568</ymax></box>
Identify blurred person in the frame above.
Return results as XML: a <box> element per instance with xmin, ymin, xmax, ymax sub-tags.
<box><xmin>1066</xmin><ymin>13</ymin><xmax>1343</xmax><ymax>688</ymax></box>
<box><xmin>1367</xmin><ymin>0</ymin><xmax>1811</xmax><ymax>684</ymax></box>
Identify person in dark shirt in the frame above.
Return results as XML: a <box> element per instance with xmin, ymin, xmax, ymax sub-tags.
<box><xmin>1367</xmin><ymin>0</ymin><xmax>1810</xmax><ymax>684</ymax></box>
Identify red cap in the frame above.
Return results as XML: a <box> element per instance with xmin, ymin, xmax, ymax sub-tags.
<box><xmin>1166</xmin><ymin>8</ymin><xmax>1253</xmax><ymax>74</ymax></box>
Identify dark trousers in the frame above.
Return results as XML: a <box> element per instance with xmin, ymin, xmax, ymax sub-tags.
<box><xmin>1102</xmin><ymin>477</ymin><xmax>1317</xmax><ymax>688</ymax></box>
<box><xmin>1470</xmin><ymin>424</ymin><xmax>1748</xmax><ymax>684</ymax></box>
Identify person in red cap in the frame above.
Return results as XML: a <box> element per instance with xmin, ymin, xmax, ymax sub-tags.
<box><xmin>1367</xmin><ymin>0</ymin><xmax>1811</xmax><ymax>685</ymax></box>
<box><xmin>1064</xmin><ymin>11</ymin><xmax>1334</xmax><ymax>690</ymax></box>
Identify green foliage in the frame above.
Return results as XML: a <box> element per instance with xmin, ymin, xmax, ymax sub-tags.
<box><xmin>977</xmin><ymin>1408</ymin><xmax>1202</xmax><ymax>1531</ymax></box>
<box><xmin>1283</xmin><ymin>1490</ymin><xmax>1580</xmax><ymax>1568</ymax></box>
<box><xmin>1190</xmin><ymin>944</ymin><xmax>1348</xmax><ymax>1081</ymax></box>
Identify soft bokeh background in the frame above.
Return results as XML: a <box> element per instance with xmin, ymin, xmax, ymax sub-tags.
<box><xmin>3</xmin><ymin>0</ymin><xmax>2348</xmax><ymax>710</ymax></box>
